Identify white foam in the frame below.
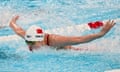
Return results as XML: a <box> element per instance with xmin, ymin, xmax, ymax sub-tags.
<box><xmin>0</xmin><ymin>35</ymin><xmax>22</xmax><ymax>41</ymax></box>
<box><xmin>0</xmin><ymin>8</ymin><xmax>14</xmax><ymax>27</ymax></box>
<box><xmin>105</xmin><ymin>69</ymin><xmax>120</xmax><ymax>72</ymax></box>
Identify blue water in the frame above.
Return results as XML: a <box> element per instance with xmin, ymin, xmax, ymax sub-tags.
<box><xmin>0</xmin><ymin>0</ymin><xmax>120</xmax><ymax>72</ymax></box>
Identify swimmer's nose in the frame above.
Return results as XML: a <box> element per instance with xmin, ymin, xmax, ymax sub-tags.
<box><xmin>28</xmin><ymin>45</ymin><xmax>33</xmax><ymax>51</ymax></box>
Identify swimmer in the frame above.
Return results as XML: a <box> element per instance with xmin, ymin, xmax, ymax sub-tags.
<box><xmin>9</xmin><ymin>16</ymin><xmax>115</xmax><ymax>51</ymax></box>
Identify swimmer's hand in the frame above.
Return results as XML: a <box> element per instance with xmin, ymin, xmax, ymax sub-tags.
<box><xmin>99</xmin><ymin>20</ymin><xmax>115</xmax><ymax>36</ymax></box>
<box><xmin>10</xmin><ymin>15</ymin><xmax>19</xmax><ymax>26</ymax></box>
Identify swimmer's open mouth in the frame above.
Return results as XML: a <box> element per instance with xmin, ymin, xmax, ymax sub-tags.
<box><xmin>25</xmin><ymin>40</ymin><xmax>36</xmax><ymax>45</ymax></box>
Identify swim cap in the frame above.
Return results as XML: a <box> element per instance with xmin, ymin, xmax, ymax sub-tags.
<box><xmin>25</xmin><ymin>25</ymin><xmax>44</xmax><ymax>41</ymax></box>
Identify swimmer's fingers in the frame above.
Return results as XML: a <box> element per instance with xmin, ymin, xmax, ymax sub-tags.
<box><xmin>15</xmin><ymin>15</ymin><xmax>19</xmax><ymax>20</ymax></box>
<box><xmin>12</xmin><ymin>15</ymin><xmax>19</xmax><ymax>21</ymax></box>
<box><xmin>111</xmin><ymin>20</ymin><xmax>116</xmax><ymax>26</ymax></box>
<box><xmin>100</xmin><ymin>20</ymin><xmax>115</xmax><ymax>35</ymax></box>
<box><xmin>105</xmin><ymin>20</ymin><xmax>115</xmax><ymax>27</ymax></box>
<box><xmin>108</xmin><ymin>20</ymin><xmax>115</xmax><ymax>28</ymax></box>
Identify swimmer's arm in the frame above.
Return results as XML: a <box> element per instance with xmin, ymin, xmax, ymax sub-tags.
<box><xmin>64</xmin><ymin>46</ymin><xmax>87</xmax><ymax>51</ymax></box>
<box><xmin>77</xmin><ymin>20</ymin><xmax>115</xmax><ymax>43</ymax></box>
<box><xmin>9</xmin><ymin>16</ymin><xmax>25</xmax><ymax>38</ymax></box>
<box><xmin>64</xmin><ymin>46</ymin><xmax>84</xmax><ymax>51</ymax></box>
<box><xmin>64</xmin><ymin>46</ymin><xmax>97</xmax><ymax>51</ymax></box>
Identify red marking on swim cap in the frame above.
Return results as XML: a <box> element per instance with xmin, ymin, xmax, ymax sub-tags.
<box><xmin>36</xmin><ymin>29</ymin><xmax>43</xmax><ymax>34</ymax></box>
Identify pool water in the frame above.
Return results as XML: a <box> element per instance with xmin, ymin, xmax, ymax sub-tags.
<box><xmin>0</xmin><ymin>0</ymin><xmax>120</xmax><ymax>72</ymax></box>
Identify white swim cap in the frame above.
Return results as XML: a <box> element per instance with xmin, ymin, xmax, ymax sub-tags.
<box><xmin>25</xmin><ymin>25</ymin><xmax>44</xmax><ymax>41</ymax></box>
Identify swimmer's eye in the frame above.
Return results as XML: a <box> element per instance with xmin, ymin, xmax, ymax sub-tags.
<box><xmin>35</xmin><ymin>35</ymin><xmax>43</xmax><ymax>38</ymax></box>
<box><xmin>27</xmin><ymin>35</ymin><xmax>31</xmax><ymax>38</ymax></box>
